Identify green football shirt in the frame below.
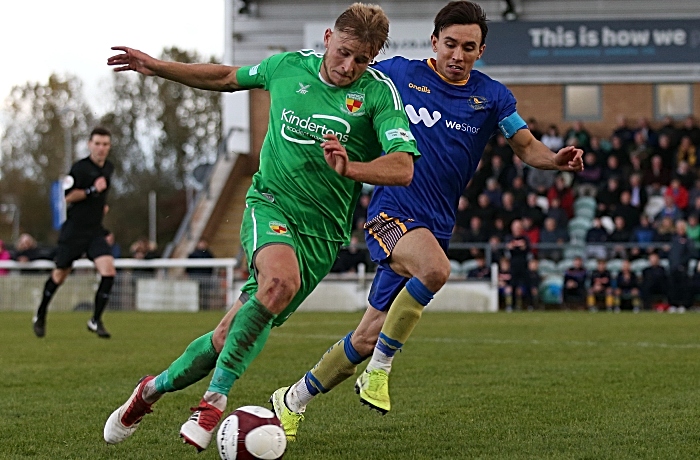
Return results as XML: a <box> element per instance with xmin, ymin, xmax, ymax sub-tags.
<box><xmin>236</xmin><ymin>50</ymin><xmax>419</xmax><ymax>243</ymax></box>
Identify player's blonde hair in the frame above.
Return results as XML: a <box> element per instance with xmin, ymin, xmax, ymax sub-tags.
<box><xmin>334</xmin><ymin>3</ymin><xmax>389</xmax><ymax>57</ymax></box>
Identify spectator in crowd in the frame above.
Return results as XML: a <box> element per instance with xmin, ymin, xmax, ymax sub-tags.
<box><xmin>641</xmin><ymin>252</ymin><xmax>669</xmax><ymax>311</ymax></box>
<box><xmin>676</xmin><ymin>135</ymin><xmax>697</xmax><ymax>169</ymax></box>
<box><xmin>527</xmin><ymin>117</ymin><xmax>543</xmax><ymax>140</ymax></box>
<box><xmin>472</xmin><ymin>193</ymin><xmax>497</xmax><ymax>226</ymax></box>
<box><xmin>497</xmin><ymin>257</ymin><xmax>514</xmax><ymax>312</ymax></box>
<box><xmin>575</xmin><ymin>152</ymin><xmax>602</xmax><ymax>197</ymax></box>
<box><xmin>489</xmin><ymin>132</ymin><xmax>515</xmax><ymax>163</ymax></box>
<box><xmin>596</xmin><ymin>176</ymin><xmax>622</xmax><ymax>216</ymax></box>
<box><xmin>104</xmin><ymin>230</ymin><xmax>121</xmax><ymax>259</ymax></box>
<box><xmin>612</xmin><ymin>114</ymin><xmax>635</xmax><ymax>150</ymax></box>
<box><xmin>565</xmin><ymin>120</ymin><xmax>591</xmax><ymax>152</ymax></box>
<box><xmin>690</xmin><ymin>178</ymin><xmax>700</xmax><ymax>206</ymax></box>
<box><xmin>679</xmin><ymin>115</ymin><xmax>700</xmax><ymax>147</ymax></box>
<box><xmin>521</xmin><ymin>257</ymin><xmax>542</xmax><ymax>311</ymax></box>
<box><xmin>643</xmin><ymin>155</ymin><xmax>671</xmax><ymax>191</ymax></box>
<box><xmin>585</xmin><ymin>217</ymin><xmax>609</xmax><ymax>260</ymax></box>
<box><xmin>664</xmin><ymin>178</ymin><xmax>689</xmax><ymax>211</ymax></box>
<box><xmin>625</xmin><ymin>153</ymin><xmax>644</xmax><ymax>180</ymax></box>
<box><xmin>497</xmin><ymin>192</ymin><xmax>519</xmax><ymax>230</ymax></box>
<box><xmin>687</xmin><ymin>193</ymin><xmax>700</xmax><ymax>218</ymax></box>
<box><xmin>613</xmin><ymin>190</ymin><xmax>641</xmax><ymax>232</ymax></box>
<box><xmin>601</xmin><ymin>154</ymin><xmax>624</xmax><ymax>183</ymax></box>
<box><xmin>187</xmin><ymin>238</ymin><xmax>216</xmax><ymax>311</ymax></box>
<box><xmin>545</xmin><ymin>196</ymin><xmax>568</xmax><ymax>229</ymax></box>
<box><xmin>352</xmin><ymin>193</ymin><xmax>371</xmax><ymax>231</ymax></box>
<box><xmin>630</xmin><ymin>214</ymin><xmax>656</xmax><ymax>252</ymax></box>
<box><xmin>588</xmin><ymin>136</ymin><xmax>606</xmax><ymax>159</ymax></box>
<box><xmin>635</xmin><ymin>116</ymin><xmax>658</xmax><ymax>148</ymax></box>
<box><xmin>674</xmin><ymin>160</ymin><xmax>696</xmax><ymax>190</ymax></box>
<box><xmin>627</xmin><ymin>173</ymin><xmax>648</xmax><ymax>211</ymax></box>
<box><xmin>608</xmin><ymin>215</ymin><xmax>632</xmax><ymax>259</ymax></box>
<box><xmin>655</xmin><ymin>195</ymin><xmax>683</xmax><ymax>223</ymax></box>
<box><xmin>541</xmin><ymin>124</ymin><xmax>564</xmax><ymax>152</ymax></box>
<box><xmin>453</xmin><ymin>196</ymin><xmax>471</xmax><ymax>236</ymax></box>
<box><xmin>587</xmin><ymin>259</ymin><xmax>613</xmax><ymax>312</ymax></box>
<box><xmin>463</xmin><ymin>215</ymin><xmax>489</xmax><ymax>246</ymax></box>
<box><xmin>614</xmin><ymin>259</ymin><xmax>641</xmax><ymax>312</ymax></box>
<box><xmin>13</xmin><ymin>233</ymin><xmax>47</xmax><ymax>262</ymax></box>
<box><xmin>187</xmin><ymin>239</ymin><xmax>215</xmax><ymax>274</ymax></box>
<box><xmin>629</xmin><ymin>130</ymin><xmax>653</xmax><ymax>167</ymax></box>
<box><xmin>505</xmin><ymin>219</ymin><xmax>531</xmax><ymax>300</ymax></box>
<box><xmin>488</xmin><ymin>153</ymin><xmax>509</xmax><ymax>191</ymax></box>
<box><xmin>522</xmin><ymin>192</ymin><xmax>546</xmax><ymax>228</ymax></box>
<box><xmin>466</xmin><ymin>252</ymin><xmax>491</xmax><ymax>280</ymax></box>
<box><xmin>563</xmin><ymin>256</ymin><xmax>587</xmax><ymax>309</ymax></box>
<box><xmin>547</xmin><ymin>174</ymin><xmax>574</xmax><ymax>218</ymax></box>
<box><xmin>527</xmin><ymin>165</ymin><xmax>557</xmax><ymax>196</ymax></box>
<box><xmin>608</xmin><ymin>135</ymin><xmax>629</xmax><ymax>165</ymax></box>
<box><xmin>539</xmin><ymin>217</ymin><xmax>568</xmax><ymax>261</ymax></box>
<box><xmin>483</xmin><ymin>177</ymin><xmax>502</xmax><ymax>210</ymax></box>
<box><xmin>508</xmin><ymin>175</ymin><xmax>530</xmax><ymax>205</ymax></box>
<box><xmin>0</xmin><ymin>239</ymin><xmax>10</xmax><ymax>276</ymax></box>
<box><xmin>521</xmin><ymin>216</ymin><xmax>540</xmax><ymax>254</ymax></box>
<box><xmin>688</xmin><ymin>259</ymin><xmax>700</xmax><ymax>311</ymax></box>
<box><xmin>653</xmin><ymin>216</ymin><xmax>676</xmax><ymax>258</ymax></box>
<box><xmin>658</xmin><ymin>116</ymin><xmax>680</xmax><ymax>148</ymax></box>
<box><xmin>653</xmin><ymin>133</ymin><xmax>676</xmax><ymax>169</ymax></box>
<box><xmin>503</xmin><ymin>153</ymin><xmax>529</xmax><ymax>188</ymax></box>
<box><xmin>330</xmin><ymin>235</ymin><xmax>370</xmax><ymax>274</ymax></box>
<box><xmin>667</xmin><ymin>220</ymin><xmax>695</xmax><ymax>311</ymax></box>
<box><xmin>686</xmin><ymin>214</ymin><xmax>700</xmax><ymax>246</ymax></box>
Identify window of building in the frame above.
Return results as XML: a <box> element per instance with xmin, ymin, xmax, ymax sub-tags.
<box><xmin>655</xmin><ymin>84</ymin><xmax>692</xmax><ymax>119</ymax></box>
<box><xmin>564</xmin><ymin>85</ymin><xmax>601</xmax><ymax>121</ymax></box>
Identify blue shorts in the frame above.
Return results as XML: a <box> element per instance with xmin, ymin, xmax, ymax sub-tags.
<box><xmin>364</xmin><ymin>212</ymin><xmax>449</xmax><ymax>311</ymax></box>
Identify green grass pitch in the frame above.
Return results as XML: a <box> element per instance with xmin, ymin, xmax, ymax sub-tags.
<box><xmin>1</xmin><ymin>310</ymin><xmax>699</xmax><ymax>459</ymax></box>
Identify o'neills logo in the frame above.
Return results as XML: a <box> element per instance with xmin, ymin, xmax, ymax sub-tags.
<box><xmin>408</xmin><ymin>82</ymin><xmax>431</xmax><ymax>93</ymax></box>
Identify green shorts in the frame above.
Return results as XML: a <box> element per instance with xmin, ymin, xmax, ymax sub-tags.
<box><xmin>239</xmin><ymin>192</ymin><xmax>340</xmax><ymax>327</ymax></box>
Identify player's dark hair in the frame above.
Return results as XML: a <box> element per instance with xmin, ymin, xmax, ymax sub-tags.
<box><xmin>432</xmin><ymin>1</ymin><xmax>488</xmax><ymax>47</ymax></box>
<box><xmin>89</xmin><ymin>126</ymin><xmax>112</xmax><ymax>140</ymax></box>
<box><xmin>334</xmin><ymin>3</ymin><xmax>389</xmax><ymax>57</ymax></box>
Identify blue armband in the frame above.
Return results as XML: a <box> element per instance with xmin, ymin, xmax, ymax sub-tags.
<box><xmin>498</xmin><ymin>112</ymin><xmax>527</xmax><ymax>139</ymax></box>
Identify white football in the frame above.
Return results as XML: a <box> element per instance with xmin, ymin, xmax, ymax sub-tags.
<box><xmin>217</xmin><ymin>405</ymin><xmax>287</xmax><ymax>460</ymax></box>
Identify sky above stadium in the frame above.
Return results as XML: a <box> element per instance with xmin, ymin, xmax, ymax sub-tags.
<box><xmin>0</xmin><ymin>0</ymin><xmax>224</xmax><ymax>119</ymax></box>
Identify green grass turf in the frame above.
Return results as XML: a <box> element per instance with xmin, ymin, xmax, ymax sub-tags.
<box><xmin>1</xmin><ymin>310</ymin><xmax>699</xmax><ymax>459</ymax></box>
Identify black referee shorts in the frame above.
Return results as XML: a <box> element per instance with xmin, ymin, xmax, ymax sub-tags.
<box><xmin>55</xmin><ymin>233</ymin><xmax>112</xmax><ymax>269</ymax></box>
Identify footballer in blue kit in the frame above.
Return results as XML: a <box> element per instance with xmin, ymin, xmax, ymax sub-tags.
<box><xmin>273</xmin><ymin>1</ymin><xmax>584</xmax><ymax>439</ymax></box>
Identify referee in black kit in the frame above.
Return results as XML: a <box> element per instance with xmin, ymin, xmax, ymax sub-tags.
<box><xmin>32</xmin><ymin>127</ymin><xmax>117</xmax><ymax>339</ymax></box>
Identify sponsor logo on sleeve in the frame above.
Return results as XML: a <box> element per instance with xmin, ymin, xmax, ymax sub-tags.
<box><xmin>385</xmin><ymin>128</ymin><xmax>414</xmax><ymax>142</ymax></box>
<box><xmin>249</xmin><ymin>64</ymin><xmax>260</xmax><ymax>76</ymax></box>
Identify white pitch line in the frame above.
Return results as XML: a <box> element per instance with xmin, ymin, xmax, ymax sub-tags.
<box><xmin>272</xmin><ymin>332</ymin><xmax>700</xmax><ymax>350</ymax></box>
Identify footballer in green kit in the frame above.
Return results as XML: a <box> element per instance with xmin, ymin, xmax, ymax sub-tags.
<box><xmin>104</xmin><ymin>2</ymin><xmax>419</xmax><ymax>453</ymax></box>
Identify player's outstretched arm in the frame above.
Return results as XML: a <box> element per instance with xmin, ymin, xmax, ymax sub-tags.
<box><xmin>107</xmin><ymin>46</ymin><xmax>242</xmax><ymax>92</ymax></box>
<box><xmin>321</xmin><ymin>134</ymin><xmax>413</xmax><ymax>186</ymax></box>
<box><xmin>508</xmin><ymin>129</ymin><xmax>584</xmax><ymax>172</ymax></box>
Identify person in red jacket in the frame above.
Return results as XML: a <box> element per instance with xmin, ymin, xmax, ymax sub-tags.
<box><xmin>664</xmin><ymin>178</ymin><xmax>689</xmax><ymax>211</ymax></box>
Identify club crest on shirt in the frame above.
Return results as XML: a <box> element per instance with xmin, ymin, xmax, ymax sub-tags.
<box><xmin>343</xmin><ymin>92</ymin><xmax>365</xmax><ymax>116</ymax></box>
<box><xmin>467</xmin><ymin>95</ymin><xmax>488</xmax><ymax>110</ymax></box>
<box><xmin>268</xmin><ymin>221</ymin><xmax>290</xmax><ymax>236</ymax></box>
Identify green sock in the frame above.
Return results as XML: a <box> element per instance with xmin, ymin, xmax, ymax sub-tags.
<box><xmin>154</xmin><ymin>331</ymin><xmax>218</xmax><ymax>393</ymax></box>
<box><xmin>208</xmin><ymin>295</ymin><xmax>275</xmax><ymax>395</ymax></box>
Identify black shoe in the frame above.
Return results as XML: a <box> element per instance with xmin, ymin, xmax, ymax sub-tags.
<box><xmin>87</xmin><ymin>318</ymin><xmax>111</xmax><ymax>339</ymax></box>
<box><xmin>32</xmin><ymin>315</ymin><xmax>46</xmax><ymax>338</ymax></box>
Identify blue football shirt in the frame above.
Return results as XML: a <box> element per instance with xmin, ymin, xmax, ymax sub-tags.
<box><xmin>368</xmin><ymin>56</ymin><xmax>526</xmax><ymax>239</ymax></box>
